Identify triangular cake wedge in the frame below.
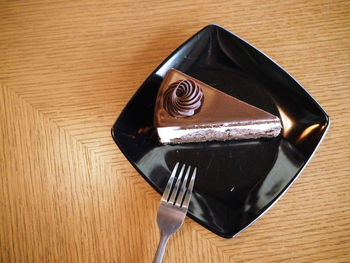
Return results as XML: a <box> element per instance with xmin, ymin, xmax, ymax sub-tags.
<box><xmin>154</xmin><ymin>69</ymin><xmax>282</xmax><ymax>144</ymax></box>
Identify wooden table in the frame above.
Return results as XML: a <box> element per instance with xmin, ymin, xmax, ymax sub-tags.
<box><xmin>1</xmin><ymin>1</ymin><xmax>349</xmax><ymax>262</ymax></box>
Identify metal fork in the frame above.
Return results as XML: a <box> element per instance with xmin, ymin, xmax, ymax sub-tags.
<box><xmin>153</xmin><ymin>162</ymin><xmax>197</xmax><ymax>263</ymax></box>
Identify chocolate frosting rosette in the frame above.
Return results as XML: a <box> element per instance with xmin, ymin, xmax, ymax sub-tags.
<box><xmin>163</xmin><ymin>79</ymin><xmax>204</xmax><ymax>118</ymax></box>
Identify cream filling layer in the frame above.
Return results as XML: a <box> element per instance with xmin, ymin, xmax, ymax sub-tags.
<box><xmin>157</xmin><ymin>122</ymin><xmax>281</xmax><ymax>143</ymax></box>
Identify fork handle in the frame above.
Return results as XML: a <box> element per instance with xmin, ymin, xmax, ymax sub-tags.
<box><xmin>153</xmin><ymin>232</ymin><xmax>170</xmax><ymax>263</ymax></box>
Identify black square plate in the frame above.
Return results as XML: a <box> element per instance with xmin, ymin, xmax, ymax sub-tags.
<box><xmin>111</xmin><ymin>25</ymin><xmax>330</xmax><ymax>238</ymax></box>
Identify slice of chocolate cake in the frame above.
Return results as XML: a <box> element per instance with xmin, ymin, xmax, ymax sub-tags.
<box><xmin>154</xmin><ymin>69</ymin><xmax>282</xmax><ymax>144</ymax></box>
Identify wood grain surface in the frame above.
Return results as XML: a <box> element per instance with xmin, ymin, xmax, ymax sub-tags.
<box><xmin>1</xmin><ymin>0</ymin><xmax>349</xmax><ymax>262</ymax></box>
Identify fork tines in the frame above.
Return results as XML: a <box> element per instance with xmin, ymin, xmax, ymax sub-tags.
<box><xmin>161</xmin><ymin>162</ymin><xmax>197</xmax><ymax>209</ymax></box>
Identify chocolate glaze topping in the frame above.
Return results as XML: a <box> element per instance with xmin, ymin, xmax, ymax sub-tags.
<box><xmin>163</xmin><ymin>79</ymin><xmax>204</xmax><ymax>118</ymax></box>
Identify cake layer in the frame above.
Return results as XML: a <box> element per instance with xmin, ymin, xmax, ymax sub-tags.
<box><xmin>157</xmin><ymin>121</ymin><xmax>281</xmax><ymax>144</ymax></box>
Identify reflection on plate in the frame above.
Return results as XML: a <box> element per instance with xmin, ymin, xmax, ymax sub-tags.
<box><xmin>112</xmin><ymin>25</ymin><xmax>330</xmax><ymax>238</ymax></box>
